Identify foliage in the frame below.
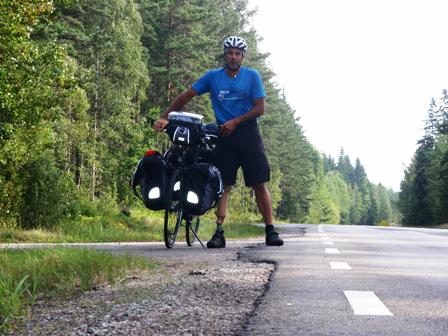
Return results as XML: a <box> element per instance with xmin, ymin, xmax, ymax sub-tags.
<box><xmin>399</xmin><ymin>90</ymin><xmax>448</xmax><ymax>226</ymax></box>
<box><xmin>325</xmin><ymin>171</ymin><xmax>351</xmax><ymax>223</ymax></box>
<box><xmin>0</xmin><ymin>275</ymin><xmax>32</xmax><ymax>332</ymax></box>
<box><xmin>0</xmin><ymin>0</ymin><xmax>68</xmax><ymax>228</ymax></box>
<box><xmin>307</xmin><ymin>150</ymin><xmax>398</xmax><ymax>225</ymax></box>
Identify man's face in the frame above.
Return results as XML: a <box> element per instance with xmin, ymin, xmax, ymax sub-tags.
<box><xmin>224</xmin><ymin>47</ymin><xmax>244</xmax><ymax>71</ymax></box>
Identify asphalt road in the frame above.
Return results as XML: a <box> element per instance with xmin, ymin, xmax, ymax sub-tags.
<box><xmin>243</xmin><ymin>224</ymin><xmax>448</xmax><ymax>336</ymax></box>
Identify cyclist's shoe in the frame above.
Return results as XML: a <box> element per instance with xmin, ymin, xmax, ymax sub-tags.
<box><xmin>207</xmin><ymin>230</ymin><xmax>226</xmax><ymax>248</ymax></box>
<box><xmin>266</xmin><ymin>229</ymin><xmax>284</xmax><ymax>246</ymax></box>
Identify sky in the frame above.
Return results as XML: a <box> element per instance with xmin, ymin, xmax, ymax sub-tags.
<box><xmin>247</xmin><ymin>0</ymin><xmax>448</xmax><ymax>191</ymax></box>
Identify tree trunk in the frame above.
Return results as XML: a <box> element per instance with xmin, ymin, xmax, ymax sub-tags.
<box><xmin>91</xmin><ymin>55</ymin><xmax>99</xmax><ymax>201</ymax></box>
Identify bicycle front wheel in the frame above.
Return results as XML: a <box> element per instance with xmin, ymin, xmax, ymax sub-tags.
<box><xmin>164</xmin><ymin>170</ymin><xmax>182</xmax><ymax>248</ymax></box>
<box><xmin>186</xmin><ymin>216</ymin><xmax>200</xmax><ymax>246</ymax></box>
<box><xmin>164</xmin><ymin>204</ymin><xmax>182</xmax><ymax>248</ymax></box>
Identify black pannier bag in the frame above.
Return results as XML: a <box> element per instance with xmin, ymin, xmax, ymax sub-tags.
<box><xmin>131</xmin><ymin>153</ymin><xmax>171</xmax><ymax>210</ymax></box>
<box><xmin>182</xmin><ymin>163</ymin><xmax>223</xmax><ymax>216</ymax></box>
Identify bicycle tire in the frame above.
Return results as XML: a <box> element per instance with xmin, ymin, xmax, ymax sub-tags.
<box><xmin>186</xmin><ymin>216</ymin><xmax>200</xmax><ymax>246</ymax></box>
<box><xmin>164</xmin><ymin>170</ymin><xmax>182</xmax><ymax>248</ymax></box>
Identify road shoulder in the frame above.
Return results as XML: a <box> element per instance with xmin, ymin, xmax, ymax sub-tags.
<box><xmin>9</xmin><ymin>243</ymin><xmax>274</xmax><ymax>336</ymax></box>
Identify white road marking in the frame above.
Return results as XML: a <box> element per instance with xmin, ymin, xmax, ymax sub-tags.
<box><xmin>325</xmin><ymin>248</ymin><xmax>340</xmax><ymax>254</ymax></box>
<box><xmin>321</xmin><ymin>236</ymin><xmax>331</xmax><ymax>240</ymax></box>
<box><xmin>323</xmin><ymin>241</ymin><xmax>334</xmax><ymax>245</ymax></box>
<box><xmin>329</xmin><ymin>262</ymin><xmax>352</xmax><ymax>270</ymax></box>
<box><xmin>344</xmin><ymin>291</ymin><xmax>393</xmax><ymax>316</ymax></box>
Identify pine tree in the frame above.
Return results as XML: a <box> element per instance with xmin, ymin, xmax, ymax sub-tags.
<box><xmin>139</xmin><ymin>0</ymin><xmax>220</xmax><ymax>119</ymax></box>
<box><xmin>323</xmin><ymin>154</ymin><xmax>337</xmax><ymax>173</ymax></box>
<box><xmin>353</xmin><ymin>159</ymin><xmax>371</xmax><ymax>224</ymax></box>
<box><xmin>337</xmin><ymin>149</ymin><xmax>354</xmax><ymax>184</ymax></box>
<box><xmin>46</xmin><ymin>0</ymin><xmax>149</xmax><ymax>204</ymax></box>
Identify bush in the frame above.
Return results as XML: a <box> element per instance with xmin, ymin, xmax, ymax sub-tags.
<box><xmin>18</xmin><ymin>157</ymin><xmax>80</xmax><ymax>230</ymax></box>
<box><xmin>377</xmin><ymin>219</ymin><xmax>390</xmax><ymax>226</ymax></box>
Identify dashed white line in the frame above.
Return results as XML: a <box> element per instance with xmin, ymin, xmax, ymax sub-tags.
<box><xmin>323</xmin><ymin>241</ymin><xmax>334</xmax><ymax>245</ymax></box>
<box><xmin>344</xmin><ymin>291</ymin><xmax>393</xmax><ymax>316</ymax></box>
<box><xmin>321</xmin><ymin>236</ymin><xmax>331</xmax><ymax>240</ymax></box>
<box><xmin>325</xmin><ymin>248</ymin><xmax>340</xmax><ymax>254</ymax></box>
<box><xmin>329</xmin><ymin>262</ymin><xmax>352</xmax><ymax>270</ymax></box>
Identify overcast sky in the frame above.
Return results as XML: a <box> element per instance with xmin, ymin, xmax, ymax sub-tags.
<box><xmin>248</xmin><ymin>0</ymin><xmax>448</xmax><ymax>191</ymax></box>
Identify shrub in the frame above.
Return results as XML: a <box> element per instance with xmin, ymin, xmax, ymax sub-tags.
<box><xmin>18</xmin><ymin>157</ymin><xmax>80</xmax><ymax>230</ymax></box>
<box><xmin>377</xmin><ymin>219</ymin><xmax>390</xmax><ymax>226</ymax></box>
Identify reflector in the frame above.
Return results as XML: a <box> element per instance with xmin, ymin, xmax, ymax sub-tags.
<box><xmin>148</xmin><ymin>187</ymin><xmax>160</xmax><ymax>199</ymax></box>
<box><xmin>187</xmin><ymin>191</ymin><xmax>199</xmax><ymax>204</ymax></box>
<box><xmin>174</xmin><ymin>181</ymin><xmax>181</xmax><ymax>191</ymax></box>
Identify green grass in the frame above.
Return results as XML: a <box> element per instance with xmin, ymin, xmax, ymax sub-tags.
<box><xmin>0</xmin><ymin>248</ymin><xmax>155</xmax><ymax>333</ymax></box>
<box><xmin>0</xmin><ymin>206</ymin><xmax>265</xmax><ymax>244</ymax></box>
<box><xmin>201</xmin><ymin>216</ymin><xmax>265</xmax><ymax>239</ymax></box>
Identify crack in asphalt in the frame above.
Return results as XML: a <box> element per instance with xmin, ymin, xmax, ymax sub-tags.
<box><xmin>235</xmin><ymin>226</ymin><xmax>306</xmax><ymax>335</ymax></box>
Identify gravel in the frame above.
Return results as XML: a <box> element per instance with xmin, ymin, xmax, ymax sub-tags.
<box><xmin>8</xmin><ymin>242</ymin><xmax>274</xmax><ymax>336</ymax></box>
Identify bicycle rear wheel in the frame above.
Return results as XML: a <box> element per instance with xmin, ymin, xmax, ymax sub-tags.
<box><xmin>186</xmin><ymin>216</ymin><xmax>200</xmax><ymax>246</ymax></box>
<box><xmin>164</xmin><ymin>170</ymin><xmax>182</xmax><ymax>248</ymax></box>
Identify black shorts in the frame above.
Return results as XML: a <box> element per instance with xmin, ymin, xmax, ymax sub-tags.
<box><xmin>213</xmin><ymin>120</ymin><xmax>270</xmax><ymax>187</ymax></box>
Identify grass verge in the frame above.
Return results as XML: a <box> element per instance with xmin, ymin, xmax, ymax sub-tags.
<box><xmin>0</xmin><ymin>206</ymin><xmax>265</xmax><ymax>244</ymax></box>
<box><xmin>0</xmin><ymin>248</ymin><xmax>155</xmax><ymax>333</ymax></box>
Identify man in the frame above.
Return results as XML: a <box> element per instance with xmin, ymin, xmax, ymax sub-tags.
<box><xmin>154</xmin><ymin>36</ymin><xmax>283</xmax><ymax>248</ymax></box>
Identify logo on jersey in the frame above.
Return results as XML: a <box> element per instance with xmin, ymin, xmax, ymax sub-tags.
<box><xmin>218</xmin><ymin>90</ymin><xmax>230</xmax><ymax>101</ymax></box>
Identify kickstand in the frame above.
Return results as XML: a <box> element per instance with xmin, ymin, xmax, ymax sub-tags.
<box><xmin>190</xmin><ymin>226</ymin><xmax>205</xmax><ymax>249</ymax></box>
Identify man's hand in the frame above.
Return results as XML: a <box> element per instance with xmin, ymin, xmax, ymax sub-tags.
<box><xmin>219</xmin><ymin>119</ymin><xmax>239</xmax><ymax>136</ymax></box>
<box><xmin>153</xmin><ymin>118</ymin><xmax>169</xmax><ymax>131</ymax></box>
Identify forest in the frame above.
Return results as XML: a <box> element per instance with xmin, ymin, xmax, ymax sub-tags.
<box><xmin>0</xmin><ymin>0</ymin><xmax>400</xmax><ymax>232</ymax></box>
<box><xmin>399</xmin><ymin>90</ymin><xmax>448</xmax><ymax>226</ymax></box>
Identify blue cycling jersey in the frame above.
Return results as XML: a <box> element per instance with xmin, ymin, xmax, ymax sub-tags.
<box><xmin>192</xmin><ymin>67</ymin><xmax>266</xmax><ymax>124</ymax></box>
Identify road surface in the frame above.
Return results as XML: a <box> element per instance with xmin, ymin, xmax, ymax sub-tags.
<box><xmin>243</xmin><ymin>224</ymin><xmax>448</xmax><ymax>336</ymax></box>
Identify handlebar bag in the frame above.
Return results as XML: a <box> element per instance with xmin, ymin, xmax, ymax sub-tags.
<box><xmin>182</xmin><ymin>163</ymin><xmax>223</xmax><ymax>216</ymax></box>
<box><xmin>166</xmin><ymin>121</ymin><xmax>201</xmax><ymax>145</ymax></box>
<box><xmin>131</xmin><ymin>154</ymin><xmax>171</xmax><ymax>210</ymax></box>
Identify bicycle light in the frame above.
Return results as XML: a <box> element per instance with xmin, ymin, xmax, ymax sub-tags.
<box><xmin>186</xmin><ymin>191</ymin><xmax>199</xmax><ymax>204</ymax></box>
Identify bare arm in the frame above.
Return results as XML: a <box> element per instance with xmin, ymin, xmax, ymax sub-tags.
<box><xmin>220</xmin><ymin>98</ymin><xmax>265</xmax><ymax>136</ymax></box>
<box><xmin>153</xmin><ymin>87</ymin><xmax>197</xmax><ymax>131</ymax></box>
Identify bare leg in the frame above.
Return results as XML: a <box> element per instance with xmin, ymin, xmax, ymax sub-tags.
<box><xmin>207</xmin><ymin>186</ymin><xmax>232</xmax><ymax>248</ymax></box>
<box><xmin>216</xmin><ymin>186</ymin><xmax>232</xmax><ymax>225</ymax></box>
<box><xmin>253</xmin><ymin>183</ymin><xmax>283</xmax><ymax>246</ymax></box>
<box><xmin>253</xmin><ymin>183</ymin><xmax>273</xmax><ymax>226</ymax></box>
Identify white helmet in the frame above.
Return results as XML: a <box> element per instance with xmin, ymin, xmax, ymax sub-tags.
<box><xmin>222</xmin><ymin>36</ymin><xmax>247</xmax><ymax>54</ymax></box>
